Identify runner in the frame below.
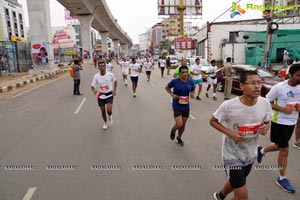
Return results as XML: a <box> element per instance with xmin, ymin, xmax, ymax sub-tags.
<box><xmin>206</xmin><ymin>59</ymin><xmax>218</xmax><ymax>100</ymax></box>
<box><xmin>257</xmin><ymin>63</ymin><xmax>300</xmax><ymax>193</ymax></box>
<box><xmin>129</xmin><ymin>57</ymin><xmax>142</xmax><ymax>97</ymax></box>
<box><xmin>116</xmin><ymin>57</ymin><xmax>129</xmax><ymax>86</ymax></box>
<box><xmin>173</xmin><ymin>58</ymin><xmax>191</xmax><ymax>78</ymax></box>
<box><xmin>210</xmin><ymin>70</ymin><xmax>272</xmax><ymax>200</ymax></box>
<box><xmin>190</xmin><ymin>58</ymin><xmax>203</xmax><ymax>100</ymax></box>
<box><xmin>165</xmin><ymin>65</ymin><xmax>195</xmax><ymax>146</ymax></box>
<box><xmin>159</xmin><ymin>57</ymin><xmax>166</xmax><ymax>78</ymax></box>
<box><xmin>144</xmin><ymin>57</ymin><xmax>153</xmax><ymax>81</ymax></box>
<box><xmin>91</xmin><ymin>60</ymin><xmax>117</xmax><ymax>130</ymax></box>
<box><xmin>106</xmin><ymin>58</ymin><xmax>113</xmax><ymax>72</ymax></box>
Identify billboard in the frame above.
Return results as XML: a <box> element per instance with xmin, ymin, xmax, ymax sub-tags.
<box><xmin>158</xmin><ymin>0</ymin><xmax>202</xmax><ymax>17</ymax></box>
<box><xmin>51</xmin><ymin>26</ymin><xmax>75</xmax><ymax>48</ymax></box>
<box><xmin>64</xmin><ymin>9</ymin><xmax>78</xmax><ymax>20</ymax></box>
<box><xmin>174</xmin><ymin>38</ymin><xmax>194</xmax><ymax>49</ymax></box>
<box><xmin>31</xmin><ymin>41</ymin><xmax>48</xmax><ymax>65</ymax></box>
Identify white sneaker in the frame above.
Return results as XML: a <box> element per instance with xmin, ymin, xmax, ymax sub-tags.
<box><xmin>103</xmin><ymin>122</ymin><xmax>108</xmax><ymax>130</ymax></box>
<box><xmin>108</xmin><ymin>116</ymin><xmax>113</xmax><ymax>126</ymax></box>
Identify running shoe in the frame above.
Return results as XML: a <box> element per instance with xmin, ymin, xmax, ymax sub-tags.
<box><xmin>133</xmin><ymin>93</ymin><xmax>136</xmax><ymax>98</ymax></box>
<box><xmin>293</xmin><ymin>141</ymin><xmax>300</xmax><ymax>150</ymax></box>
<box><xmin>108</xmin><ymin>116</ymin><xmax>113</xmax><ymax>126</ymax></box>
<box><xmin>103</xmin><ymin>122</ymin><xmax>108</xmax><ymax>130</ymax></box>
<box><xmin>257</xmin><ymin>146</ymin><xmax>264</xmax><ymax>163</ymax></box>
<box><xmin>213</xmin><ymin>192</ymin><xmax>225</xmax><ymax>200</ymax></box>
<box><xmin>176</xmin><ymin>137</ymin><xmax>184</xmax><ymax>146</ymax></box>
<box><xmin>213</xmin><ymin>96</ymin><xmax>217</xmax><ymax>101</ymax></box>
<box><xmin>276</xmin><ymin>178</ymin><xmax>295</xmax><ymax>193</ymax></box>
<box><xmin>196</xmin><ymin>96</ymin><xmax>201</xmax><ymax>100</ymax></box>
<box><xmin>170</xmin><ymin>128</ymin><xmax>176</xmax><ymax>140</ymax></box>
<box><xmin>205</xmin><ymin>93</ymin><xmax>209</xmax><ymax>98</ymax></box>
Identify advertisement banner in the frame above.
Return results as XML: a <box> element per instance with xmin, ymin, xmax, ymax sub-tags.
<box><xmin>174</xmin><ymin>38</ymin><xmax>194</xmax><ymax>49</ymax></box>
<box><xmin>31</xmin><ymin>41</ymin><xmax>48</xmax><ymax>64</ymax></box>
<box><xmin>51</xmin><ymin>26</ymin><xmax>75</xmax><ymax>48</ymax></box>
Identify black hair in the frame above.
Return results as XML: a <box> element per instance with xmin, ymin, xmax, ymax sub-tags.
<box><xmin>195</xmin><ymin>58</ymin><xmax>200</xmax><ymax>62</ymax></box>
<box><xmin>211</xmin><ymin>59</ymin><xmax>216</xmax><ymax>64</ymax></box>
<box><xmin>40</xmin><ymin>47</ymin><xmax>46</xmax><ymax>51</ymax></box>
<box><xmin>74</xmin><ymin>59</ymin><xmax>79</xmax><ymax>65</ymax></box>
<box><xmin>226</xmin><ymin>57</ymin><xmax>231</xmax><ymax>62</ymax></box>
<box><xmin>240</xmin><ymin>70</ymin><xmax>259</xmax><ymax>84</ymax></box>
<box><xmin>289</xmin><ymin>63</ymin><xmax>300</xmax><ymax>76</ymax></box>
<box><xmin>179</xmin><ymin>65</ymin><xmax>188</xmax><ymax>72</ymax></box>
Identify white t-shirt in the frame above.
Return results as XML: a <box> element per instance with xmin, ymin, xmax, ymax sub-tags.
<box><xmin>106</xmin><ymin>63</ymin><xmax>113</xmax><ymax>72</ymax></box>
<box><xmin>119</xmin><ymin>61</ymin><xmax>129</xmax><ymax>74</ymax></box>
<box><xmin>208</xmin><ymin>65</ymin><xmax>218</xmax><ymax>77</ymax></box>
<box><xmin>144</xmin><ymin>62</ymin><xmax>153</xmax><ymax>71</ymax></box>
<box><xmin>160</xmin><ymin>59</ymin><xmax>166</xmax><ymax>67</ymax></box>
<box><xmin>91</xmin><ymin>72</ymin><xmax>116</xmax><ymax>99</ymax></box>
<box><xmin>129</xmin><ymin>63</ymin><xmax>141</xmax><ymax>77</ymax></box>
<box><xmin>191</xmin><ymin>64</ymin><xmax>202</xmax><ymax>80</ymax></box>
<box><xmin>266</xmin><ymin>80</ymin><xmax>300</xmax><ymax>125</ymax></box>
<box><xmin>213</xmin><ymin>97</ymin><xmax>272</xmax><ymax>166</ymax></box>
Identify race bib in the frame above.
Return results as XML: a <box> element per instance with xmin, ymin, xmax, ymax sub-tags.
<box><xmin>179</xmin><ymin>96</ymin><xmax>189</xmax><ymax>104</ymax></box>
<box><xmin>239</xmin><ymin>122</ymin><xmax>260</xmax><ymax>139</ymax></box>
<box><xmin>286</xmin><ymin>102</ymin><xmax>299</xmax><ymax>111</ymax></box>
<box><xmin>100</xmin><ymin>85</ymin><xmax>109</xmax><ymax>93</ymax></box>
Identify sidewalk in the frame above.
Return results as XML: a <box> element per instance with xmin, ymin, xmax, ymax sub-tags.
<box><xmin>0</xmin><ymin>64</ymin><xmax>69</xmax><ymax>93</ymax></box>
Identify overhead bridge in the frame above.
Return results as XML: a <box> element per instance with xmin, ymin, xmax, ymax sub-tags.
<box><xmin>57</xmin><ymin>0</ymin><xmax>133</xmax><ymax>56</ymax></box>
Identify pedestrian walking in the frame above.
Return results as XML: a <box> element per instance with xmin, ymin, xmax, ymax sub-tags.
<box><xmin>72</xmin><ymin>59</ymin><xmax>82</xmax><ymax>95</ymax></box>
<box><xmin>210</xmin><ymin>70</ymin><xmax>272</xmax><ymax>200</ymax></box>
<box><xmin>223</xmin><ymin>57</ymin><xmax>233</xmax><ymax>100</ymax></box>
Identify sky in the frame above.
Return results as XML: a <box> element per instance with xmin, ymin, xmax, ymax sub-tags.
<box><xmin>18</xmin><ymin>0</ymin><xmax>264</xmax><ymax>44</ymax></box>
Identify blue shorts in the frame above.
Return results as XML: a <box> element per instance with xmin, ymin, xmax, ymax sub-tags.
<box><xmin>193</xmin><ymin>79</ymin><xmax>203</xmax><ymax>85</ymax></box>
<box><xmin>98</xmin><ymin>96</ymin><xmax>113</xmax><ymax>107</ymax></box>
<box><xmin>130</xmin><ymin>76</ymin><xmax>139</xmax><ymax>84</ymax></box>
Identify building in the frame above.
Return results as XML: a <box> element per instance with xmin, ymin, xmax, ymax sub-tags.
<box><xmin>162</xmin><ymin>15</ymin><xmax>181</xmax><ymax>40</ymax></box>
<box><xmin>139</xmin><ymin>31</ymin><xmax>151</xmax><ymax>55</ymax></box>
<box><xmin>194</xmin><ymin>16</ymin><xmax>300</xmax><ymax>64</ymax></box>
<box><xmin>151</xmin><ymin>23</ymin><xmax>162</xmax><ymax>47</ymax></box>
<box><xmin>264</xmin><ymin>0</ymin><xmax>300</xmax><ymax>17</ymax></box>
<box><xmin>0</xmin><ymin>0</ymin><xmax>25</xmax><ymax>42</ymax></box>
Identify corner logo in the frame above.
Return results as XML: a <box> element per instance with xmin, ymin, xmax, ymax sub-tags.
<box><xmin>230</xmin><ymin>2</ymin><xmax>246</xmax><ymax>18</ymax></box>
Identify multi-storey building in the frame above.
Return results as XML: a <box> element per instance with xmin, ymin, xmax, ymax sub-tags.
<box><xmin>161</xmin><ymin>15</ymin><xmax>181</xmax><ymax>40</ymax></box>
<box><xmin>0</xmin><ymin>0</ymin><xmax>25</xmax><ymax>41</ymax></box>
<box><xmin>151</xmin><ymin>23</ymin><xmax>162</xmax><ymax>47</ymax></box>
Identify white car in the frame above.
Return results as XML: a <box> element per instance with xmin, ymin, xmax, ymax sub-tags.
<box><xmin>169</xmin><ymin>56</ymin><xmax>179</xmax><ymax>69</ymax></box>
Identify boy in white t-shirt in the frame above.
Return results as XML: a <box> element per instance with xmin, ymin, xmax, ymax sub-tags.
<box><xmin>129</xmin><ymin>57</ymin><xmax>142</xmax><ymax>97</ymax></box>
<box><xmin>116</xmin><ymin>57</ymin><xmax>129</xmax><ymax>86</ymax></box>
<box><xmin>144</xmin><ymin>58</ymin><xmax>153</xmax><ymax>81</ymax></box>
<box><xmin>91</xmin><ymin>61</ymin><xmax>117</xmax><ymax>130</ymax></box>
<box><xmin>210</xmin><ymin>70</ymin><xmax>272</xmax><ymax>200</ymax></box>
<box><xmin>191</xmin><ymin>58</ymin><xmax>203</xmax><ymax>100</ymax></box>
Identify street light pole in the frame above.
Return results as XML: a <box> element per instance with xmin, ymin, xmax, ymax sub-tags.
<box><xmin>263</xmin><ymin>0</ymin><xmax>275</xmax><ymax>69</ymax></box>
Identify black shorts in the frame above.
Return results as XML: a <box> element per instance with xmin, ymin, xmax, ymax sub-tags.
<box><xmin>97</xmin><ymin>96</ymin><xmax>113</xmax><ymax>107</ymax></box>
<box><xmin>270</xmin><ymin>122</ymin><xmax>295</xmax><ymax>148</ymax></box>
<box><xmin>160</xmin><ymin>67</ymin><xmax>165</xmax><ymax>71</ymax></box>
<box><xmin>130</xmin><ymin>76</ymin><xmax>139</xmax><ymax>84</ymax></box>
<box><xmin>225</xmin><ymin>163</ymin><xmax>253</xmax><ymax>189</ymax></box>
<box><xmin>146</xmin><ymin>71</ymin><xmax>151</xmax><ymax>76</ymax></box>
<box><xmin>173</xmin><ymin>109</ymin><xmax>190</xmax><ymax>118</ymax></box>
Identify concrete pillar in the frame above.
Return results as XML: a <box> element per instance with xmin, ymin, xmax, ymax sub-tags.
<box><xmin>112</xmin><ymin>39</ymin><xmax>119</xmax><ymax>57</ymax></box>
<box><xmin>128</xmin><ymin>46</ymin><xmax>132</xmax><ymax>56</ymax></box>
<box><xmin>77</xmin><ymin>15</ymin><xmax>93</xmax><ymax>59</ymax></box>
<box><xmin>121</xmin><ymin>44</ymin><xmax>129</xmax><ymax>57</ymax></box>
<box><xmin>99</xmin><ymin>32</ymin><xmax>109</xmax><ymax>57</ymax></box>
<box><xmin>27</xmin><ymin>0</ymin><xmax>54</xmax><ymax>68</ymax></box>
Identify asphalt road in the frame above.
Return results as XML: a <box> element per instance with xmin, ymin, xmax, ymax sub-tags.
<box><xmin>0</xmin><ymin>62</ymin><xmax>299</xmax><ymax>200</ymax></box>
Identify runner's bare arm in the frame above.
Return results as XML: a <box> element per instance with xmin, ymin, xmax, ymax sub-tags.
<box><xmin>257</xmin><ymin>122</ymin><xmax>270</xmax><ymax>136</ymax></box>
<box><xmin>190</xmin><ymin>91</ymin><xmax>195</xmax><ymax>99</ymax></box>
<box><xmin>270</xmin><ymin>101</ymin><xmax>293</xmax><ymax>114</ymax></box>
<box><xmin>210</xmin><ymin>116</ymin><xmax>244</xmax><ymax>144</ymax></box>
<box><xmin>91</xmin><ymin>86</ymin><xmax>97</xmax><ymax>96</ymax></box>
<box><xmin>113</xmin><ymin>80</ymin><xmax>117</xmax><ymax>96</ymax></box>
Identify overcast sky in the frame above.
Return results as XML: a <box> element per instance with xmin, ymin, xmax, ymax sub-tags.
<box><xmin>18</xmin><ymin>0</ymin><xmax>264</xmax><ymax>43</ymax></box>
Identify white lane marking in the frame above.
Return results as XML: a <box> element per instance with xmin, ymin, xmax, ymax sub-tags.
<box><xmin>149</xmin><ymin>81</ymin><xmax>156</xmax><ymax>87</ymax></box>
<box><xmin>12</xmin><ymin>76</ymin><xmax>65</xmax><ymax>99</ymax></box>
<box><xmin>22</xmin><ymin>187</ymin><xmax>37</xmax><ymax>200</ymax></box>
<box><xmin>189</xmin><ymin>114</ymin><xmax>196</xmax><ymax>120</ymax></box>
<box><xmin>75</xmin><ymin>97</ymin><xmax>87</xmax><ymax>114</ymax></box>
